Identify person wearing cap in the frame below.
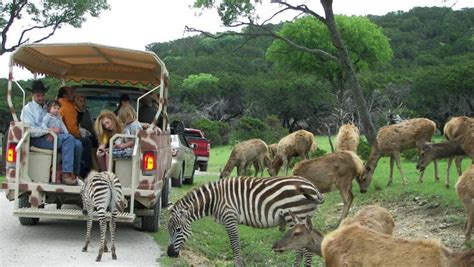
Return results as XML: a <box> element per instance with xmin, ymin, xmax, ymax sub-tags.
<box><xmin>57</xmin><ymin>86</ymin><xmax>92</xmax><ymax>178</ymax></box>
<box><xmin>20</xmin><ymin>80</ymin><xmax>82</xmax><ymax>185</ymax></box>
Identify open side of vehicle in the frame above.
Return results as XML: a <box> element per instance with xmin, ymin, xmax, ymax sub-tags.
<box><xmin>2</xmin><ymin>43</ymin><xmax>172</xmax><ymax>232</ymax></box>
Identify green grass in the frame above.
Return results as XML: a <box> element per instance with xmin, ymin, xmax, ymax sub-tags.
<box><xmin>0</xmin><ymin>175</ymin><xmax>4</xmax><ymax>184</ymax></box>
<box><xmin>154</xmin><ymin>135</ymin><xmax>471</xmax><ymax>266</ymax></box>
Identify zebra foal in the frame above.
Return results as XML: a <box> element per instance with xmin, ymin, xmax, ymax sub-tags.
<box><xmin>79</xmin><ymin>171</ymin><xmax>124</xmax><ymax>262</ymax></box>
<box><xmin>167</xmin><ymin>176</ymin><xmax>324</xmax><ymax>266</ymax></box>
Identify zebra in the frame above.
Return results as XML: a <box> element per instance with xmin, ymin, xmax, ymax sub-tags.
<box><xmin>167</xmin><ymin>176</ymin><xmax>324</xmax><ymax>267</ymax></box>
<box><xmin>79</xmin><ymin>171</ymin><xmax>124</xmax><ymax>262</ymax></box>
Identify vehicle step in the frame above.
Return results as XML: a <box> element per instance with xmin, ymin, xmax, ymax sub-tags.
<box><xmin>13</xmin><ymin>208</ymin><xmax>136</xmax><ymax>223</ymax></box>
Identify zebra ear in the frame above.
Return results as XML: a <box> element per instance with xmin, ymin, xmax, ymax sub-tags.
<box><xmin>167</xmin><ymin>203</ymin><xmax>174</xmax><ymax>211</ymax></box>
<box><xmin>77</xmin><ymin>179</ymin><xmax>85</xmax><ymax>187</ymax></box>
<box><xmin>288</xmin><ymin>211</ymin><xmax>300</xmax><ymax>224</ymax></box>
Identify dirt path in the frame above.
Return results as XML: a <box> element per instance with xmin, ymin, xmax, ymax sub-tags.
<box><xmin>0</xmin><ymin>192</ymin><xmax>162</xmax><ymax>266</ymax></box>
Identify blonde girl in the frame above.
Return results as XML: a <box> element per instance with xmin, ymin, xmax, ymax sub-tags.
<box><xmin>94</xmin><ymin>110</ymin><xmax>124</xmax><ymax>171</ymax></box>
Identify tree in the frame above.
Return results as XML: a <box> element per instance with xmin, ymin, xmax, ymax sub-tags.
<box><xmin>0</xmin><ymin>0</ymin><xmax>109</xmax><ymax>55</ymax></box>
<box><xmin>266</xmin><ymin>15</ymin><xmax>392</xmax><ymax>129</ymax></box>
<box><xmin>192</xmin><ymin>0</ymin><xmax>379</xmax><ymax>144</ymax></box>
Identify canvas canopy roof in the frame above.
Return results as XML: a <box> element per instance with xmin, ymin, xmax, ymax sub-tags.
<box><xmin>11</xmin><ymin>43</ymin><xmax>168</xmax><ymax>86</ymax></box>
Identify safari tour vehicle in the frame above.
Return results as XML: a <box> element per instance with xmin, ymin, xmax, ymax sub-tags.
<box><xmin>2</xmin><ymin>43</ymin><xmax>172</xmax><ymax>232</ymax></box>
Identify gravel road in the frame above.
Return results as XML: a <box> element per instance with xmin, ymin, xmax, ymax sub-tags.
<box><xmin>0</xmin><ymin>192</ymin><xmax>161</xmax><ymax>267</ymax></box>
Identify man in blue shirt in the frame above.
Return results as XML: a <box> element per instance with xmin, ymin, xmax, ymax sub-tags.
<box><xmin>20</xmin><ymin>80</ymin><xmax>82</xmax><ymax>185</ymax></box>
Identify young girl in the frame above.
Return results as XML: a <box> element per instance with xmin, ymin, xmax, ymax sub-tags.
<box><xmin>115</xmin><ymin>104</ymin><xmax>143</xmax><ymax>157</ymax></box>
<box><xmin>94</xmin><ymin>110</ymin><xmax>124</xmax><ymax>171</ymax></box>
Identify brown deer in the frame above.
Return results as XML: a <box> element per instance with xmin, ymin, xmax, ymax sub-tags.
<box><xmin>322</xmin><ymin>223</ymin><xmax>474</xmax><ymax>267</ymax></box>
<box><xmin>455</xmin><ymin>164</ymin><xmax>474</xmax><ymax>243</ymax></box>
<box><xmin>339</xmin><ymin>205</ymin><xmax>395</xmax><ymax>235</ymax></box>
<box><xmin>269</xmin><ymin>130</ymin><xmax>316</xmax><ymax>176</ymax></box>
<box><xmin>335</xmin><ymin>124</ymin><xmax>360</xmax><ymax>152</ymax></box>
<box><xmin>363</xmin><ymin>118</ymin><xmax>439</xmax><ymax>187</ymax></box>
<box><xmin>219</xmin><ymin>139</ymin><xmax>271</xmax><ymax>178</ymax></box>
<box><xmin>443</xmin><ymin>116</ymin><xmax>472</xmax><ymax>184</ymax></box>
<box><xmin>292</xmin><ymin>151</ymin><xmax>366</xmax><ymax>223</ymax></box>
<box><xmin>272</xmin><ymin>205</ymin><xmax>394</xmax><ymax>258</ymax></box>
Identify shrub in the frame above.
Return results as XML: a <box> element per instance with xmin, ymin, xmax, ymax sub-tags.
<box><xmin>191</xmin><ymin>119</ymin><xmax>231</xmax><ymax>146</ymax></box>
<box><xmin>357</xmin><ymin>139</ymin><xmax>371</xmax><ymax>160</ymax></box>
<box><xmin>230</xmin><ymin>116</ymin><xmax>287</xmax><ymax>145</ymax></box>
<box><xmin>401</xmin><ymin>148</ymin><xmax>419</xmax><ymax>162</ymax></box>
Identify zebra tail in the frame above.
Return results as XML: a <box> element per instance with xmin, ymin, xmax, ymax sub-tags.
<box><xmin>109</xmin><ymin>174</ymin><xmax>124</xmax><ymax>212</ymax></box>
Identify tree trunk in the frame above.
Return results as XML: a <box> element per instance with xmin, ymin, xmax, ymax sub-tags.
<box><xmin>321</xmin><ymin>0</ymin><xmax>376</xmax><ymax>145</ymax></box>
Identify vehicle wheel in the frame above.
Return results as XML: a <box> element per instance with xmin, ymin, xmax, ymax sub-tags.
<box><xmin>161</xmin><ymin>177</ymin><xmax>170</xmax><ymax>208</ymax></box>
<box><xmin>171</xmin><ymin>166</ymin><xmax>184</xmax><ymax>187</ymax></box>
<box><xmin>200</xmin><ymin>163</ymin><xmax>208</xmax><ymax>172</ymax></box>
<box><xmin>18</xmin><ymin>194</ymin><xmax>40</xmax><ymax>225</ymax></box>
<box><xmin>141</xmin><ymin>197</ymin><xmax>161</xmax><ymax>232</ymax></box>
<box><xmin>184</xmin><ymin>159</ymin><xmax>196</xmax><ymax>185</ymax></box>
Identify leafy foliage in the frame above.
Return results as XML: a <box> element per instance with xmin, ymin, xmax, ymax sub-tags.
<box><xmin>0</xmin><ymin>0</ymin><xmax>110</xmax><ymax>55</ymax></box>
<box><xmin>191</xmin><ymin>118</ymin><xmax>231</xmax><ymax>146</ymax></box>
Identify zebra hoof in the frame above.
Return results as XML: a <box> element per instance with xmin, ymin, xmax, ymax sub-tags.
<box><xmin>104</xmin><ymin>246</ymin><xmax>109</xmax><ymax>253</ymax></box>
<box><xmin>95</xmin><ymin>255</ymin><xmax>102</xmax><ymax>262</ymax></box>
<box><xmin>112</xmin><ymin>254</ymin><xmax>117</xmax><ymax>260</ymax></box>
<box><xmin>82</xmin><ymin>247</ymin><xmax>87</xmax><ymax>252</ymax></box>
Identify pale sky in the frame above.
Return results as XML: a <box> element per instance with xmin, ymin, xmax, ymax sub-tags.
<box><xmin>1</xmin><ymin>0</ymin><xmax>473</xmax><ymax>80</ymax></box>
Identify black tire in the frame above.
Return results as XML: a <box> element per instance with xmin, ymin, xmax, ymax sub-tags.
<box><xmin>171</xmin><ymin>166</ymin><xmax>184</xmax><ymax>187</ymax></box>
<box><xmin>184</xmin><ymin>159</ymin><xmax>196</xmax><ymax>185</ymax></box>
<box><xmin>161</xmin><ymin>178</ymin><xmax>170</xmax><ymax>208</ymax></box>
<box><xmin>200</xmin><ymin>163</ymin><xmax>208</xmax><ymax>172</ymax></box>
<box><xmin>141</xmin><ymin>197</ymin><xmax>161</xmax><ymax>232</ymax></box>
<box><xmin>18</xmin><ymin>194</ymin><xmax>40</xmax><ymax>226</ymax></box>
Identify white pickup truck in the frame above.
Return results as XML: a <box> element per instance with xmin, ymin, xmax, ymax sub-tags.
<box><xmin>2</xmin><ymin>43</ymin><xmax>172</xmax><ymax>232</ymax></box>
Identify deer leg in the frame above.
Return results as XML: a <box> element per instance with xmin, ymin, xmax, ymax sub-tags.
<box><xmin>236</xmin><ymin>161</ymin><xmax>245</xmax><ymax>176</ymax></box>
<box><xmin>388</xmin><ymin>155</ymin><xmax>395</xmax><ymax>186</ymax></box>
<box><xmin>284</xmin><ymin>157</ymin><xmax>290</xmax><ymax>176</ymax></box>
<box><xmin>253</xmin><ymin>160</ymin><xmax>260</xmax><ymax>176</ymax></box>
<box><xmin>446</xmin><ymin>157</ymin><xmax>453</xmax><ymax>188</ymax></box>
<box><xmin>433</xmin><ymin>159</ymin><xmax>440</xmax><ymax>182</ymax></box>
<box><xmin>455</xmin><ymin>156</ymin><xmax>463</xmax><ymax>176</ymax></box>
<box><xmin>461</xmin><ymin>197</ymin><xmax>473</xmax><ymax>242</ymax></box>
<box><xmin>338</xmin><ymin>188</ymin><xmax>353</xmax><ymax>225</ymax></box>
<box><xmin>393</xmin><ymin>151</ymin><xmax>407</xmax><ymax>185</ymax></box>
<box><xmin>223</xmin><ymin>215</ymin><xmax>243</xmax><ymax>267</ymax></box>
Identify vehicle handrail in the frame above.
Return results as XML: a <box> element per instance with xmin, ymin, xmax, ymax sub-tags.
<box><xmin>108</xmin><ymin>133</ymin><xmax>138</xmax><ymax>215</ymax></box>
<box><xmin>13</xmin><ymin>80</ymin><xmax>26</xmax><ymax>111</ymax></box>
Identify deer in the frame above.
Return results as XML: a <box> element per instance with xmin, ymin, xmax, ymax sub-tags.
<box><xmin>363</xmin><ymin>118</ymin><xmax>439</xmax><ymax>187</ymax></box>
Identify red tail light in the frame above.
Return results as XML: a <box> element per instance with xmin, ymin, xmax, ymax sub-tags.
<box><xmin>6</xmin><ymin>143</ymin><xmax>17</xmax><ymax>163</ymax></box>
<box><xmin>143</xmin><ymin>151</ymin><xmax>156</xmax><ymax>171</ymax></box>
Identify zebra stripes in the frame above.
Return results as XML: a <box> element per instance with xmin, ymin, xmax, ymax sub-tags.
<box><xmin>167</xmin><ymin>176</ymin><xmax>324</xmax><ymax>267</ymax></box>
<box><xmin>80</xmin><ymin>171</ymin><xmax>123</xmax><ymax>262</ymax></box>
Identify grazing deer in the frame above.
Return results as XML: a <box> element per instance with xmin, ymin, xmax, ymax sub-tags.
<box><xmin>363</xmin><ymin>118</ymin><xmax>439</xmax><ymax>187</ymax></box>
<box><xmin>292</xmin><ymin>151</ymin><xmax>366</xmax><ymax>224</ymax></box>
<box><xmin>269</xmin><ymin>130</ymin><xmax>316</xmax><ymax>176</ymax></box>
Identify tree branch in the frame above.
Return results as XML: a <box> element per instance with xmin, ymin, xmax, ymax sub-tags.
<box><xmin>1</xmin><ymin>0</ymin><xmax>28</xmax><ymax>55</ymax></box>
<box><xmin>185</xmin><ymin>24</ymin><xmax>338</xmax><ymax>62</ymax></box>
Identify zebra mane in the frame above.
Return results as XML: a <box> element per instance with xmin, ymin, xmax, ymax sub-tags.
<box><xmin>171</xmin><ymin>180</ymin><xmax>216</xmax><ymax>213</ymax></box>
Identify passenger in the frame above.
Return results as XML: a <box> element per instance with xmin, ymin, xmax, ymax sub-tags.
<box><xmin>41</xmin><ymin>100</ymin><xmax>69</xmax><ymax>134</ymax></box>
<box><xmin>114</xmin><ymin>93</ymin><xmax>133</xmax><ymax>115</ymax></box>
<box><xmin>74</xmin><ymin>94</ymin><xmax>98</xmax><ymax>147</ymax></box>
<box><xmin>138</xmin><ymin>92</ymin><xmax>163</xmax><ymax>129</ymax></box>
<box><xmin>94</xmin><ymin>110</ymin><xmax>124</xmax><ymax>171</ymax></box>
<box><xmin>57</xmin><ymin>86</ymin><xmax>91</xmax><ymax>177</ymax></box>
<box><xmin>20</xmin><ymin>80</ymin><xmax>81</xmax><ymax>185</ymax></box>
<box><xmin>115</xmin><ymin>104</ymin><xmax>143</xmax><ymax>158</ymax></box>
